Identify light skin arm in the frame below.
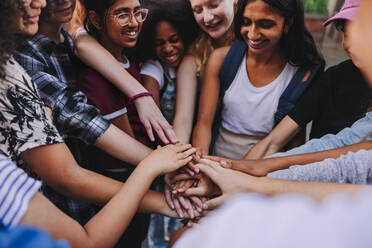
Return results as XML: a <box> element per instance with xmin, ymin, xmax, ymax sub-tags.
<box><xmin>95</xmin><ymin>124</ymin><xmax>151</xmax><ymax>166</ymax></box>
<box><xmin>192</xmin><ymin>47</ymin><xmax>230</xmax><ymax>154</ymax></box>
<box><xmin>172</xmin><ymin>55</ymin><xmax>199</xmax><ymax>144</ymax></box>
<box><xmin>244</xmin><ymin>115</ymin><xmax>301</xmax><ymax>159</ymax></box>
<box><xmin>74</xmin><ymin>33</ymin><xmax>178</xmax><ymax>144</ymax></box>
<box><xmin>195</xmin><ymin>159</ymin><xmax>366</xmax><ymax>209</ymax></box>
<box><xmin>21</xmin><ymin>144</ymin><xmax>196</xmax><ymax>248</ymax></box>
<box><xmin>205</xmin><ymin>141</ymin><xmax>372</xmax><ymax>177</ymax></box>
<box><xmin>142</xmin><ymin>75</ymin><xmax>161</xmax><ymax>107</ymax></box>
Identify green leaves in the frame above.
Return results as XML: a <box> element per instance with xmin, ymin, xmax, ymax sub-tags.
<box><xmin>304</xmin><ymin>0</ymin><xmax>328</xmax><ymax>14</ymax></box>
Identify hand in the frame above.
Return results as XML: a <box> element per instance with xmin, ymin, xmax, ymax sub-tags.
<box><xmin>196</xmin><ymin>159</ymin><xmax>261</xmax><ymax>210</ymax></box>
<box><xmin>135</xmin><ymin>96</ymin><xmax>179</xmax><ymax>144</ymax></box>
<box><xmin>139</xmin><ymin>144</ymin><xmax>196</xmax><ymax>176</ymax></box>
<box><xmin>204</xmin><ymin>155</ymin><xmax>268</xmax><ymax>177</ymax></box>
<box><xmin>170</xmin><ymin>173</ymin><xmax>220</xmax><ymax>197</ymax></box>
<box><xmin>164</xmin><ymin>185</ymin><xmax>203</xmax><ymax>219</ymax></box>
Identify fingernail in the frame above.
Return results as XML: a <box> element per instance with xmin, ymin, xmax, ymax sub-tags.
<box><xmin>194</xmin><ymin>168</ymin><xmax>200</xmax><ymax>173</ymax></box>
<box><xmin>221</xmin><ymin>160</ymin><xmax>227</xmax><ymax>166</ymax></box>
<box><xmin>203</xmin><ymin>203</ymin><xmax>208</xmax><ymax>210</ymax></box>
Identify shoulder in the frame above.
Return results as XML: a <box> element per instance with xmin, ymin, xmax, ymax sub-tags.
<box><xmin>210</xmin><ymin>46</ymin><xmax>231</xmax><ymax>61</ymax></box>
<box><xmin>141</xmin><ymin>59</ymin><xmax>163</xmax><ymax>74</ymax></box>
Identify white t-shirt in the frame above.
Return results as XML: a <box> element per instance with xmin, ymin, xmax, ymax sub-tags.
<box><xmin>0</xmin><ymin>154</ymin><xmax>41</xmax><ymax>228</ymax></box>
<box><xmin>140</xmin><ymin>60</ymin><xmax>176</xmax><ymax>89</ymax></box>
<box><xmin>175</xmin><ymin>191</ymin><xmax>372</xmax><ymax>248</ymax></box>
<box><xmin>221</xmin><ymin>55</ymin><xmax>298</xmax><ymax>136</ymax></box>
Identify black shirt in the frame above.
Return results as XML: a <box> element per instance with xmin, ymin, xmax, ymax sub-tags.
<box><xmin>289</xmin><ymin>60</ymin><xmax>371</xmax><ymax>139</ymax></box>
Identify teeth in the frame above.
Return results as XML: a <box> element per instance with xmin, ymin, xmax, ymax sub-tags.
<box><xmin>249</xmin><ymin>40</ymin><xmax>263</xmax><ymax>45</ymax></box>
<box><xmin>125</xmin><ymin>31</ymin><xmax>137</xmax><ymax>36</ymax></box>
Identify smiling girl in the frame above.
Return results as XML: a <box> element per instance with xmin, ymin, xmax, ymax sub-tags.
<box><xmin>192</xmin><ymin>0</ymin><xmax>323</xmax><ymax>159</ymax></box>
<box><xmin>77</xmin><ymin>0</ymin><xmax>154</xmax><ymax>246</ymax></box>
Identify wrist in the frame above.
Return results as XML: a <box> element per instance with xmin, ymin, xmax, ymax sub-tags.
<box><xmin>129</xmin><ymin>91</ymin><xmax>153</xmax><ymax>104</ymax></box>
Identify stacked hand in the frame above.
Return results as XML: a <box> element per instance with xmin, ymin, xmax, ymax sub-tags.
<box><xmin>164</xmin><ymin>152</ymin><xmax>268</xmax><ymax>220</ymax></box>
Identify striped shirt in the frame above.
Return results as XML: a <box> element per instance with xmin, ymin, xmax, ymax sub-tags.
<box><xmin>0</xmin><ymin>154</ymin><xmax>41</xmax><ymax>228</ymax></box>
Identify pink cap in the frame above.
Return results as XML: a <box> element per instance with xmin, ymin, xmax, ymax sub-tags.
<box><xmin>323</xmin><ymin>0</ymin><xmax>360</xmax><ymax>27</ymax></box>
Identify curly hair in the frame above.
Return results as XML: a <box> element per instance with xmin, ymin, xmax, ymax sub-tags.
<box><xmin>137</xmin><ymin>0</ymin><xmax>200</xmax><ymax>63</ymax></box>
<box><xmin>0</xmin><ymin>0</ymin><xmax>23</xmax><ymax>78</ymax></box>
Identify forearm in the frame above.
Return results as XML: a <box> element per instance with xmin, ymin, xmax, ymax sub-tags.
<box><xmin>244</xmin><ymin>137</ymin><xmax>277</xmax><ymax>160</ymax></box>
<box><xmin>255</xmin><ymin>177</ymin><xmax>365</xmax><ymax>201</ymax></box>
<box><xmin>192</xmin><ymin>122</ymin><xmax>212</xmax><ymax>154</ymax></box>
<box><xmin>83</xmin><ymin>164</ymin><xmax>157</xmax><ymax>248</ymax></box>
<box><xmin>264</xmin><ymin>141</ymin><xmax>372</xmax><ymax>173</ymax></box>
<box><xmin>173</xmin><ymin>119</ymin><xmax>193</xmax><ymax>144</ymax></box>
<box><xmin>74</xmin><ymin>34</ymin><xmax>146</xmax><ymax>96</ymax></box>
<box><xmin>95</xmin><ymin>124</ymin><xmax>152</xmax><ymax>166</ymax></box>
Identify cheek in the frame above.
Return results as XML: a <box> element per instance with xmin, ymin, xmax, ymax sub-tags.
<box><xmin>155</xmin><ymin>46</ymin><xmax>162</xmax><ymax>57</ymax></box>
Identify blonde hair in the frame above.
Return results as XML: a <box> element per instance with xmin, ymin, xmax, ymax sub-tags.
<box><xmin>188</xmin><ymin>28</ymin><xmax>235</xmax><ymax>76</ymax></box>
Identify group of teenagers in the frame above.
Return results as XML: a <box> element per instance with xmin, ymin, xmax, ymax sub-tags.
<box><xmin>1</xmin><ymin>0</ymin><xmax>372</xmax><ymax>247</ymax></box>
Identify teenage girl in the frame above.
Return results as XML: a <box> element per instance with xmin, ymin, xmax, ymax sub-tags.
<box><xmin>192</xmin><ymin>0</ymin><xmax>324</xmax><ymax>159</ymax></box>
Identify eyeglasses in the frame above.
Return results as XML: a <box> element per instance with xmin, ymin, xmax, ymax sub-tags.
<box><xmin>112</xmin><ymin>8</ymin><xmax>148</xmax><ymax>26</ymax></box>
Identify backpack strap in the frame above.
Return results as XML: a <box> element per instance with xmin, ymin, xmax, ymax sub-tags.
<box><xmin>218</xmin><ymin>40</ymin><xmax>248</xmax><ymax>98</ymax></box>
<box><xmin>274</xmin><ymin>62</ymin><xmax>324</xmax><ymax>124</ymax></box>
<box><xmin>209</xmin><ymin>40</ymin><xmax>247</xmax><ymax>153</ymax></box>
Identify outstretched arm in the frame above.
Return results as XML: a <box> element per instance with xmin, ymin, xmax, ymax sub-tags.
<box><xmin>172</xmin><ymin>55</ymin><xmax>199</xmax><ymax>144</ymax></box>
<box><xmin>206</xmin><ymin>141</ymin><xmax>372</xmax><ymax>176</ymax></box>
<box><xmin>195</xmin><ymin>159</ymin><xmax>366</xmax><ymax>209</ymax></box>
<box><xmin>21</xmin><ymin>144</ymin><xmax>196</xmax><ymax>248</ymax></box>
<box><xmin>244</xmin><ymin>116</ymin><xmax>301</xmax><ymax>159</ymax></box>
<box><xmin>192</xmin><ymin>47</ymin><xmax>229</xmax><ymax>154</ymax></box>
<box><xmin>74</xmin><ymin>33</ymin><xmax>178</xmax><ymax>144</ymax></box>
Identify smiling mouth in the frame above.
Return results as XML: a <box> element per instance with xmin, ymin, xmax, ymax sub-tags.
<box><xmin>248</xmin><ymin>39</ymin><xmax>267</xmax><ymax>49</ymax></box>
<box><xmin>122</xmin><ymin>30</ymin><xmax>138</xmax><ymax>40</ymax></box>
<box><xmin>164</xmin><ymin>54</ymin><xmax>179</xmax><ymax>64</ymax></box>
<box><xmin>204</xmin><ymin>20</ymin><xmax>223</xmax><ymax>30</ymax></box>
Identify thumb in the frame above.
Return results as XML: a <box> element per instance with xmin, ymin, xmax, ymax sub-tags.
<box><xmin>219</xmin><ymin>159</ymin><xmax>233</xmax><ymax>169</ymax></box>
<box><xmin>184</xmin><ymin>186</ymin><xmax>206</xmax><ymax>197</ymax></box>
<box><xmin>195</xmin><ymin>162</ymin><xmax>218</xmax><ymax>181</ymax></box>
<box><xmin>203</xmin><ymin>196</ymin><xmax>226</xmax><ymax>210</ymax></box>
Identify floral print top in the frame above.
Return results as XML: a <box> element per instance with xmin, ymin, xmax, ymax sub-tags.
<box><xmin>0</xmin><ymin>58</ymin><xmax>63</xmax><ymax>164</ymax></box>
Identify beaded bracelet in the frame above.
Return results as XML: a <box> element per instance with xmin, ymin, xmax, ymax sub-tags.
<box><xmin>128</xmin><ymin>91</ymin><xmax>153</xmax><ymax>104</ymax></box>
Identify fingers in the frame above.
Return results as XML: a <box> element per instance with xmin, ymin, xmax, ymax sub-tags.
<box><xmin>190</xmin><ymin>196</ymin><xmax>203</xmax><ymax>212</ymax></box>
<box><xmin>187</xmin><ymin>161</ymin><xmax>200</xmax><ymax>174</ymax></box>
<box><xmin>173</xmin><ymin>195</ymin><xmax>185</xmax><ymax>218</ymax></box>
<box><xmin>170</xmin><ymin>173</ymin><xmax>194</xmax><ymax>183</ymax></box>
<box><xmin>143</xmin><ymin>119</ymin><xmax>155</xmax><ymax>142</ymax></box>
<box><xmin>165</xmin><ymin>186</ymin><xmax>174</xmax><ymax>210</ymax></box>
<box><xmin>202</xmin><ymin>155</ymin><xmax>223</xmax><ymax>162</ymax></box>
<box><xmin>203</xmin><ymin>196</ymin><xmax>226</xmax><ymax>210</ymax></box>
<box><xmin>152</xmin><ymin>121</ymin><xmax>169</xmax><ymax>144</ymax></box>
<box><xmin>176</xmin><ymin>180</ymin><xmax>195</xmax><ymax>193</ymax></box>
<box><xmin>162</xmin><ymin>122</ymin><xmax>179</xmax><ymax>144</ymax></box>
<box><xmin>184</xmin><ymin>185</ymin><xmax>206</xmax><ymax>196</ymax></box>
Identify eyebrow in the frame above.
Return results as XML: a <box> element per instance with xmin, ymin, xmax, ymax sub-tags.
<box><xmin>113</xmin><ymin>6</ymin><xmax>141</xmax><ymax>13</ymax></box>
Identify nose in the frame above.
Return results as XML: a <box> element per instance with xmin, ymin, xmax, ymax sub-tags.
<box><xmin>163</xmin><ymin>42</ymin><xmax>173</xmax><ymax>53</ymax></box>
<box><xmin>31</xmin><ymin>0</ymin><xmax>47</xmax><ymax>8</ymax></box>
<box><xmin>203</xmin><ymin>9</ymin><xmax>214</xmax><ymax>24</ymax></box>
<box><xmin>247</xmin><ymin>25</ymin><xmax>260</xmax><ymax>40</ymax></box>
<box><xmin>127</xmin><ymin>13</ymin><xmax>139</xmax><ymax>28</ymax></box>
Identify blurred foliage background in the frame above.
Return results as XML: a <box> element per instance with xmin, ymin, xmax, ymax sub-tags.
<box><xmin>304</xmin><ymin>0</ymin><xmax>329</xmax><ymax>14</ymax></box>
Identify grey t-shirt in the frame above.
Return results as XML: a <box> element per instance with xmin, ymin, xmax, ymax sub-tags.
<box><xmin>268</xmin><ymin>149</ymin><xmax>372</xmax><ymax>184</ymax></box>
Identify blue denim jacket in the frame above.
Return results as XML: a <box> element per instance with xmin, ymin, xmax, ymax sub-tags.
<box><xmin>270</xmin><ymin>112</ymin><xmax>372</xmax><ymax>158</ymax></box>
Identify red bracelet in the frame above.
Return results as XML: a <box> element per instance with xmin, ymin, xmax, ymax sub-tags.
<box><xmin>128</xmin><ymin>91</ymin><xmax>153</xmax><ymax>104</ymax></box>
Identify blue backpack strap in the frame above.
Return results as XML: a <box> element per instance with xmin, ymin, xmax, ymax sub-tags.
<box><xmin>209</xmin><ymin>40</ymin><xmax>247</xmax><ymax>154</ymax></box>
<box><xmin>274</xmin><ymin>62</ymin><xmax>324</xmax><ymax>124</ymax></box>
<box><xmin>218</xmin><ymin>40</ymin><xmax>248</xmax><ymax>98</ymax></box>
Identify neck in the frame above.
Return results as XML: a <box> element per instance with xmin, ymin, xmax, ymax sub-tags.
<box><xmin>100</xmin><ymin>34</ymin><xmax>127</xmax><ymax>63</ymax></box>
<box><xmin>212</xmin><ymin>26</ymin><xmax>234</xmax><ymax>48</ymax></box>
<box><xmin>248</xmin><ymin>45</ymin><xmax>286</xmax><ymax>66</ymax></box>
<box><xmin>39</xmin><ymin>21</ymin><xmax>64</xmax><ymax>43</ymax></box>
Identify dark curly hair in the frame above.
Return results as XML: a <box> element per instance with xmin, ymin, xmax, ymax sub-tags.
<box><xmin>234</xmin><ymin>0</ymin><xmax>324</xmax><ymax>68</ymax></box>
<box><xmin>0</xmin><ymin>0</ymin><xmax>26</xmax><ymax>78</ymax></box>
<box><xmin>136</xmin><ymin>0</ymin><xmax>200</xmax><ymax>63</ymax></box>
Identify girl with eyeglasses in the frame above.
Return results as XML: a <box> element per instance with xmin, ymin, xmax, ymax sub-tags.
<box><xmin>77</xmin><ymin>0</ymin><xmax>156</xmax><ymax>246</ymax></box>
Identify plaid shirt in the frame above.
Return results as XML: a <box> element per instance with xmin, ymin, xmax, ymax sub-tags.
<box><xmin>15</xmin><ymin>29</ymin><xmax>109</xmax><ymax>145</ymax></box>
<box><xmin>15</xmin><ymin>29</ymin><xmax>107</xmax><ymax>224</ymax></box>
